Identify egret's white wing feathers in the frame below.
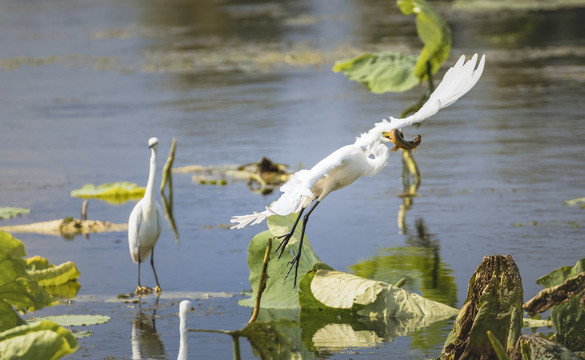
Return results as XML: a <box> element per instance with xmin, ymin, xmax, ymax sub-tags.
<box><xmin>389</xmin><ymin>54</ymin><xmax>485</xmax><ymax>130</ymax></box>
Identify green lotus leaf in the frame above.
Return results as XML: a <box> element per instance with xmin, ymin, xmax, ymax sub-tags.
<box><xmin>0</xmin><ymin>207</ymin><xmax>30</xmax><ymax>220</ymax></box>
<box><xmin>70</xmin><ymin>182</ymin><xmax>145</xmax><ymax>204</ymax></box>
<box><xmin>299</xmin><ymin>269</ymin><xmax>458</xmax><ymax>321</ymax></box>
<box><xmin>0</xmin><ymin>300</ymin><xmax>26</xmax><ymax>333</ymax></box>
<box><xmin>397</xmin><ymin>0</ymin><xmax>451</xmax><ymax>79</ymax></box>
<box><xmin>238</xmin><ymin>215</ymin><xmax>329</xmax><ymax>309</ymax></box>
<box><xmin>536</xmin><ymin>258</ymin><xmax>585</xmax><ymax>351</ymax></box>
<box><xmin>30</xmin><ymin>315</ymin><xmax>110</xmax><ymax>327</ymax></box>
<box><xmin>333</xmin><ymin>51</ymin><xmax>420</xmax><ymax>93</ymax></box>
<box><xmin>43</xmin><ymin>281</ymin><xmax>81</xmax><ymax>300</ymax></box>
<box><xmin>26</xmin><ymin>261</ymin><xmax>80</xmax><ymax>287</ymax></box>
<box><xmin>0</xmin><ymin>231</ymin><xmax>26</xmax><ymax>258</ymax></box>
<box><xmin>25</xmin><ymin>256</ymin><xmax>50</xmax><ymax>271</ymax></box>
<box><xmin>0</xmin><ymin>320</ymin><xmax>77</xmax><ymax>360</ymax></box>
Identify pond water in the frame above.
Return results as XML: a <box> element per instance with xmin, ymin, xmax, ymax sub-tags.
<box><xmin>1</xmin><ymin>0</ymin><xmax>585</xmax><ymax>358</ymax></box>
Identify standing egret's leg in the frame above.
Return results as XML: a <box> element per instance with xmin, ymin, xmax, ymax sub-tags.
<box><xmin>285</xmin><ymin>200</ymin><xmax>320</xmax><ymax>287</ymax></box>
<box><xmin>136</xmin><ymin>252</ymin><xmax>143</xmax><ymax>294</ymax></box>
<box><xmin>150</xmin><ymin>249</ymin><xmax>161</xmax><ymax>294</ymax></box>
<box><xmin>274</xmin><ymin>207</ymin><xmax>306</xmax><ymax>258</ymax></box>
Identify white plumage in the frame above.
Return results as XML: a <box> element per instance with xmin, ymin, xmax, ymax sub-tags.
<box><xmin>128</xmin><ymin>137</ymin><xmax>163</xmax><ymax>294</ymax></box>
<box><xmin>231</xmin><ymin>54</ymin><xmax>485</xmax><ymax>286</ymax></box>
<box><xmin>177</xmin><ymin>300</ymin><xmax>192</xmax><ymax>360</ymax></box>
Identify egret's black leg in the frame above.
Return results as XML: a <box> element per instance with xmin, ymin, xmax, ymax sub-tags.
<box><xmin>150</xmin><ymin>248</ymin><xmax>161</xmax><ymax>293</ymax></box>
<box><xmin>285</xmin><ymin>200</ymin><xmax>320</xmax><ymax>287</ymax></box>
<box><xmin>137</xmin><ymin>252</ymin><xmax>142</xmax><ymax>288</ymax></box>
<box><xmin>274</xmin><ymin>207</ymin><xmax>305</xmax><ymax>258</ymax></box>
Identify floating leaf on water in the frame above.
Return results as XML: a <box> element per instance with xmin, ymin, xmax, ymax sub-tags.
<box><xmin>30</xmin><ymin>315</ymin><xmax>111</xmax><ymax>327</ymax></box>
<box><xmin>0</xmin><ymin>207</ymin><xmax>30</xmax><ymax>220</ymax></box>
<box><xmin>333</xmin><ymin>51</ymin><xmax>420</xmax><ymax>93</ymax></box>
<box><xmin>397</xmin><ymin>0</ymin><xmax>452</xmax><ymax>80</ymax></box>
<box><xmin>70</xmin><ymin>182</ymin><xmax>145</xmax><ymax>204</ymax></box>
<box><xmin>0</xmin><ymin>219</ymin><xmax>127</xmax><ymax>238</ymax></box>
<box><xmin>565</xmin><ymin>197</ymin><xmax>585</xmax><ymax>208</ymax></box>
<box><xmin>0</xmin><ymin>320</ymin><xmax>78</xmax><ymax>360</ymax></box>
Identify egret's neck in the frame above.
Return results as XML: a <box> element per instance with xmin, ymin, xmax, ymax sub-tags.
<box><xmin>366</xmin><ymin>140</ymin><xmax>390</xmax><ymax>176</ymax></box>
<box><xmin>178</xmin><ymin>312</ymin><xmax>188</xmax><ymax>360</ymax></box>
<box><xmin>145</xmin><ymin>148</ymin><xmax>157</xmax><ymax>201</ymax></box>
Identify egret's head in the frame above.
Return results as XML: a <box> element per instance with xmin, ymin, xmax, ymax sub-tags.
<box><xmin>148</xmin><ymin>137</ymin><xmax>159</xmax><ymax>149</ymax></box>
<box><xmin>179</xmin><ymin>300</ymin><xmax>193</xmax><ymax>315</ymax></box>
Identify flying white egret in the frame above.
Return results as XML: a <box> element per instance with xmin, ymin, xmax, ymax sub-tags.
<box><xmin>128</xmin><ymin>137</ymin><xmax>164</xmax><ymax>294</ymax></box>
<box><xmin>231</xmin><ymin>54</ymin><xmax>486</xmax><ymax>286</ymax></box>
<box><xmin>178</xmin><ymin>300</ymin><xmax>193</xmax><ymax>360</ymax></box>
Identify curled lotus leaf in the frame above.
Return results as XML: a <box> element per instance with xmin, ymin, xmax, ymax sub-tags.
<box><xmin>70</xmin><ymin>182</ymin><xmax>145</xmax><ymax>204</ymax></box>
<box><xmin>0</xmin><ymin>320</ymin><xmax>78</xmax><ymax>360</ymax></box>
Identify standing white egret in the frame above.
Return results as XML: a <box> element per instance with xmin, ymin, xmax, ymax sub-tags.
<box><xmin>128</xmin><ymin>137</ymin><xmax>163</xmax><ymax>294</ymax></box>
<box><xmin>178</xmin><ymin>300</ymin><xmax>193</xmax><ymax>360</ymax></box>
<box><xmin>231</xmin><ymin>54</ymin><xmax>486</xmax><ymax>286</ymax></box>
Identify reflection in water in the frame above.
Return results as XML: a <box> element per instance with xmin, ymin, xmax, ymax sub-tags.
<box><xmin>350</xmin><ymin>218</ymin><xmax>456</xmax><ymax>350</ymax></box>
<box><xmin>351</xmin><ymin>218</ymin><xmax>457</xmax><ymax>307</ymax></box>
<box><xmin>131</xmin><ymin>296</ymin><xmax>166</xmax><ymax>360</ymax></box>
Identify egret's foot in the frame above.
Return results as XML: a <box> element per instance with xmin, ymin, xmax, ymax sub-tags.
<box><xmin>274</xmin><ymin>233</ymin><xmax>293</xmax><ymax>258</ymax></box>
<box><xmin>284</xmin><ymin>253</ymin><xmax>301</xmax><ymax>287</ymax></box>
<box><xmin>135</xmin><ymin>285</ymin><xmax>153</xmax><ymax>295</ymax></box>
<box><xmin>154</xmin><ymin>285</ymin><xmax>162</xmax><ymax>295</ymax></box>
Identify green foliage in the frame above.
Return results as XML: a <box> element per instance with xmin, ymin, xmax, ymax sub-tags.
<box><xmin>565</xmin><ymin>197</ymin><xmax>585</xmax><ymax>208</ymax></box>
<box><xmin>0</xmin><ymin>231</ymin><xmax>81</xmax><ymax>359</ymax></box>
<box><xmin>26</xmin><ymin>261</ymin><xmax>80</xmax><ymax>287</ymax></box>
<box><xmin>0</xmin><ymin>208</ymin><xmax>30</xmax><ymax>220</ymax></box>
<box><xmin>397</xmin><ymin>0</ymin><xmax>452</xmax><ymax>79</ymax></box>
<box><xmin>487</xmin><ymin>330</ymin><xmax>511</xmax><ymax>360</ymax></box>
<box><xmin>536</xmin><ymin>258</ymin><xmax>585</xmax><ymax>351</ymax></box>
<box><xmin>299</xmin><ymin>269</ymin><xmax>458</xmax><ymax>320</ymax></box>
<box><xmin>70</xmin><ymin>182</ymin><xmax>145</xmax><ymax>204</ymax></box>
<box><xmin>333</xmin><ymin>0</ymin><xmax>451</xmax><ymax>93</ymax></box>
<box><xmin>333</xmin><ymin>52</ymin><xmax>420</xmax><ymax>93</ymax></box>
<box><xmin>0</xmin><ymin>321</ymin><xmax>78</xmax><ymax>360</ymax></box>
<box><xmin>0</xmin><ymin>232</ymin><xmax>53</xmax><ymax>312</ymax></box>
<box><xmin>239</xmin><ymin>214</ymin><xmax>328</xmax><ymax>309</ymax></box>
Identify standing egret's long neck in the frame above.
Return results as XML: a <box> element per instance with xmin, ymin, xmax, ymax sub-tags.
<box><xmin>366</xmin><ymin>140</ymin><xmax>390</xmax><ymax>176</ymax></box>
<box><xmin>177</xmin><ymin>310</ymin><xmax>188</xmax><ymax>360</ymax></box>
<box><xmin>145</xmin><ymin>148</ymin><xmax>157</xmax><ymax>202</ymax></box>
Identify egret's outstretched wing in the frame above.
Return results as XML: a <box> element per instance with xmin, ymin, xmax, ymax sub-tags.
<box><xmin>390</xmin><ymin>54</ymin><xmax>485</xmax><ymax>129</ymax></box>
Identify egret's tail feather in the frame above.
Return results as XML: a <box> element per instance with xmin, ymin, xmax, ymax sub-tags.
<box><xmin>230</xmin><ymin>211</ymin><xmax>271</xmax><ymax>229</ymax></box>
